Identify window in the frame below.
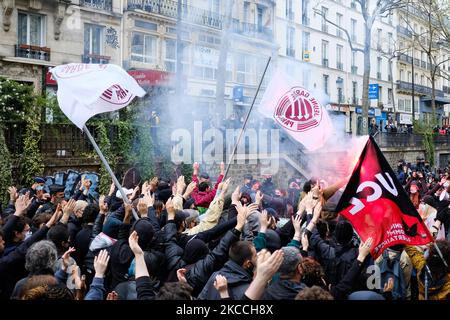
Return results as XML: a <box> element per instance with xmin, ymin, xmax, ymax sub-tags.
<box><xmin>388</xmin><ymin>12</ymin><xmax>393</xmax><ymax>25</ymax></box>
<box><xmin>398</xmin><ymin>99</ymin><xmax>404</xmax><ymax>112</ymax></box>
<box><xmin>388</xmin><ymin>60</ymin><xmax>393</xmax><ymax>80</ymax></box>
<box><xmin>84</xmin><ymin>24</ymin><xmax>103</xmax><ymax>55</ymax></box>
<box><xmin>236</xmin><ymin>53</ymin><xmax>256</xmax><ymax>84</ymax></box>
<box><xmin>351</xmin><ymin>0</ymin><xmax>357</xmax><ymax>9</ymax></box>
<box><xmin>322</xmin><ymin>40</ymin><xmax>328</xmax><ymax>66</ymax></box>
<box><xmin>302</xmin><ymin>31</ymin><xmax>310</xmax><ymax>60</ymax></box>
<box><xmin>351</xmin><ymin>51</ymin><xmax>357</xmax><ymax>70</ymax></box>
<box><xmin>337</xmin><ymin>77</ymin><xmax>344</xmax><ymax>103</ymax></box>
<box><xmin>286</xmin><ymin>27</ymin><xmax>295</xmax><ymax>57</ymax></box>
<box><xmin>388</xmin><ymin>88</ymin><xmax>393</xmax><ymax>104</ymax></box>
<box><xmin>18</xmin><ymin>12</ymin><xmax>45</xmax><ymax>46</ymax></box>
<box><xmin>256</xmin><ymin>6</ymin><xmax>264</xmax><ymax>32</ymax></box>
<box><xmin>209</xmin><ymin>0</ymin><xmax>220</xmax><ymax>14</ymax></box>
<box><xmin>400</xmin><ymin>69</ymin><xmax>404</xmax><ymax>81</ymax></box>
<box><xmin>336</xmin><ymin>45</ymin><xmax>343</xmax><ymax>70</ymax></box>
<box><xmin>321</xmin><ymin>7</ymin><xmax>328</xmax><ymax>33</ymax></box>
<box><xmin>336</xmin><ymin>13</ymin><xmax>343</xmax><ymax>38</ymax></box>
<box><xmin>131</xmin><ymin>32</ymin><xmax>157</xmax><ymax>64</ymax></box>
<box><xmin>351</xmin><ymin>19</ymin><xmax>357</xmax><ymax>42</ymax></box>
<box><xmin>379</xmin><ymin>86</ymin><xmax>383</xmax><ymax>101</ymax></box>
<box><xmin>388</xmin><ymin>32</ymin><xmax>393</xmax><ymax>54</ymax></box>
<box><xmin>352</xmin><ymin>81</ymin><xmax>357</xmax><ymax>104</ymax></box>
<box><xmin>377</xmin><ymin>28</ymin><xmax>382</xmax><ymax>50</ymax></box>
<box><xmin>302</xmin><ymin>70</ymin><xmax>310</xmax><ymax>88</ymax></box>
<box><xmin>405</xmin><ymin>99</ymin><xmax>412</xmax><ymax>113</ymax></box>
<box><xmin>165</xmin><ymin>39</ymin><xmax>176</xmax><ymax>72</ymax></box>
<box><xmin>323</xmin><ymin>75</ymin><xmax>329</xmax><ymax>95</ymax></box>
<box><xmin>286</xmin><ymin>0</ymin><xmax>294</xmax><ymax>20</ymax></box>
<box><xmin>302</xmin><ymin>0</ymin><xmax>309</xmax><ymax>25</ymax></box>
<box><xmin>407</xmin><ymin>71</ymin><xmax>411</xmax><ymax>82</ymax></box>
<box><xmin>244</xmin><ymin>2</ymin><xmax>250</xmax><ymax>23</ymax></box>
<box><xmin>377</xmin><ymin>57</ymin><xmax>382</xmax><ymax>79</ymax></box>
<box><xmin>421</xmin><ymin>75</ymin><xmax>425</xmax><ymax>85</ymax></box>
<box><xmin>414</xmin><ymin>73</ymin><xmax>418</xmax><ymax>83</ymax></box>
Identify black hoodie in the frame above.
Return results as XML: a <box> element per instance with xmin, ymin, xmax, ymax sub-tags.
<box><xmin>262</xmin><ymin>279</ymin><xmax>306</xmax><ymax>300</ymax></box>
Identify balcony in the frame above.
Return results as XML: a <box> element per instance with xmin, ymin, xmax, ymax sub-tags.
<box><xmin>396</xmin><ymin>80</ymin><xmax>444</xmax><ymax>97</ymax></box>
<box><xmin>286</xmin><ymin>48</ymin><xmax>295</xmax><ymax>57</ymax></box>
<box><xmin>15</xmin><ymin>44</ymin><xmax>50</xmax><ymax>61</ymax></box>
<box><xmin>128</xmin><ymin>0</ymin><xmax>223</xmax><ymax>30</ymax></box>
<box><xmin>397</xmin><ymin>26</ymin><xmax>412</xmax><ymax>38</ymax></box>
<box><xmin>81</xmin><ymin>0</ymin><xmax>112</xmax><ymax>11</ymax></box>
<box><xmin>377</xmin><ymin>72</ymin><xmax>381</xmax><ymax>80</ymax></box>
<box><xmin>322</xmin><ymin>58</ymin><xmax>329</xmax><ymax>67</ymax></box>
<box><xmin>231</xmin><ymin>21</ymin><xmax>273</xmax><ymax>41</ymax></box>
<box><xmin>337</xmin><ymin>62</ymin><xmax>343</xmax><ymax>70</ymax></box>
<box><xmin>351</xmin><ymin>66</ymin><xmax>358</xmax><ymax>74</ymax></box>
<box><xmin>397</xmin><ymin>53</ymin><xmax>413</xmax><ymax>64</ymax></box>
<box><xmin>82</xmin><ymin>53</ymin><xmax>111</xmax><ymax>64</ymax></box>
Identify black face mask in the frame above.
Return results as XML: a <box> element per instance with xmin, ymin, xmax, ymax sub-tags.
<box><xmin>265</xmin><ymin>178</ymin><xmax>272</xmax><ymax>183</ymax></box>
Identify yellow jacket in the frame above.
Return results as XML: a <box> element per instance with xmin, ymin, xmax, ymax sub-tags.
<box><xmin>184</xmin><ymin>197</ymin><xmax>224</xmax><ymax>236</ymax></box>
<box><xmin>404</xmin><ymin>245</ymin><xmax>450</xmax><ymax>300</ymax></box>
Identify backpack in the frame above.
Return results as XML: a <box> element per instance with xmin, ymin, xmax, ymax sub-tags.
<box><xmin>378</xmin><ymin>250</ymin><xmax>406</xmax><ymax>300</ymax></box>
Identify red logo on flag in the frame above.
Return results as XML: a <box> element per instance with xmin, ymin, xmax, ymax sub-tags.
<box><xmin>274</xmin><ymin>87</ymin><xmax>322</xmax><ymax>132</ymax></box>
<box><xmin>100</xmin><ymin>84</ymin><xmax>133</xmax><ymax>106</ymax></box>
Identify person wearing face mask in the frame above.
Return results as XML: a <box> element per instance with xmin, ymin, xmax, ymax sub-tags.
<box><xmin>419</xmin><ymin>196</ymin><xmax>446</xmax><ymax>240</ymax></box>
<box><xmin>260</xmin><ymin>175</ymin><xmax>276</xmax><ymax>197</ymax></box>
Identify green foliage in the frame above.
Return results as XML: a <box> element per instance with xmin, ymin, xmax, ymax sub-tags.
<box><xmin>413</xmin><ymin>119</ymin><xmax>436</xmax><ymax>167</ymax></box>
<box><xmin>179</xmin><ymin>162</ymin><xmax>193</xmax><ymax>184</ymax></box>
<box><xmin>93</xmin><ymin>121</ymin><xmax>117</xmax><ymax>195</ymax></box>
<box><xmin>133</xmin><ymin>123</ymin><xmax>154</xmax><ymax>181</ymax></box>
<box><xmin>19</xmin><ymin>113</ymin><xmax>44</xmax><ymax>186</ymax></box>
<box><xmin>0</xmin><ymin>78</ymin><xmax>34</xmax><ymax>122</ymax></box>
<box><xmin>0</xmin><ymin>125</ymin><xmax>12</xmax><ymax>205</ymax></box>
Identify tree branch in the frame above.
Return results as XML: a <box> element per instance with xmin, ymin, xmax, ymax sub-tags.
<box><xmin>313</xmin><ymin>8</ymin><xmax>364</xmax><ymax>53</ymax></box>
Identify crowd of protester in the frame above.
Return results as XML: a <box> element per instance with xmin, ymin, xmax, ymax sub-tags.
<box><xmin>0</xmin><ymin>160</ymin><xmax>449</xmax><ymax>301</ymax></box>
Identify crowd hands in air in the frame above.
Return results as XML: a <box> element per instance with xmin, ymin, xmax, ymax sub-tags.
<box><xmin>0</xmin><ymin>160</ymin><xmax>449</xmax><ymax>301</ymax></box>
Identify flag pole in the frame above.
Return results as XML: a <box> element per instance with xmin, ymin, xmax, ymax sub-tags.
<box><xmin>83</xmin><ymin>125</ymin><xmax>140</xmax><ymax>221</ymax></box>
<box><xmin>224</xmin><ymin>56</ymin><xmax>271</xmax><ymax>179</ymax></box>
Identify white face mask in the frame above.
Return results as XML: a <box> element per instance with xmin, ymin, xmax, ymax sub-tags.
<box><xmin>440</xmin><ymin>191</ymin><xmax>449</xmax><ymax>202</ymax></box>
<box><xmin>25</xmin><ymin>230</ymin><xmax>32</xmax><ymax>240</ymax></box>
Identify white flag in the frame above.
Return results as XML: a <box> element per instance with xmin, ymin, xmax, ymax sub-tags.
<box><xmin>50</xmin><ymin>64</ymin><xmax>146</xmax><ymax>129</ymax></box>
<box><xmin>258</xmin><ymin>69</ymin><xmax>333</xmax><ymax>151</ymax></box>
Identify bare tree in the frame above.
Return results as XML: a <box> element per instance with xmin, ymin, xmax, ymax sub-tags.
<box><xmin>401</xmin><ymin>0</ymin><xmax>450</xmax><ymax>119</ymax></box>
<box><xmin>314</xmin><ymin>0</ymin><xmax>407</xmax><ymax>135</ymax></box>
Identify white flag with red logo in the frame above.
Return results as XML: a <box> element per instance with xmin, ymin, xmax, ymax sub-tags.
<box><xmin>258</xmin><ymin>69</ymin><xmax>333</xmax><ymax>151</ymax></box>
<box><xmin>50</xmin><ymin>64</ymin><xmax>145</xmax><ymax>129</ymax></box>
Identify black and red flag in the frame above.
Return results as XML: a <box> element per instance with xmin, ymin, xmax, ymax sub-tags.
<box><xmin>336</xmin><ymin>136</ymin><xmax>433</xmax><ymax>258</ymax></box>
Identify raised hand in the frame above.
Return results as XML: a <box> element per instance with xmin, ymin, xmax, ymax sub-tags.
<box><xmin>383</xmin><ymin>277</ymin><xmax>394</xmax><ymax>293</ymax></box>
<box><xmin>166</xmin><ymin>197</ymin><xmax>175</xmax><ymax>220</ymax></box>
<box><xmin>14</xmin><ymin>193</ymin><xmax>32</xmax><ymax>216</ymax></box>
<box><xmin>137</xmin><ymin>198</ymin><xmax>148</xmax><ymax>217</ymax></box>
<box><xmin>220</xmin><ymin>178</ymin><xmax>231</xmax><ymax>195</ymax></box>
<box><xmin>255</xmin><ymin>190</ymin><xmax>263</xmax><ymax>205</ymax></box>
<box><xmin>292</xmin><ymin>214</ymin><xmax>302</xmax><ymax>240</ymax></box>
<box><xmin>99</xmin><ymin>195</ymin><xmax>108</xmax><ymax>215</ymax></box>
<box><xmin>235</xmin><ymin>202</ymin><xmax>248</xmax><ymax>232</ymax></box>
<box><xmin>124</xmin><ymin>203</ymin><xmax>133</xmax><ymax>223</ymax></box>
<box><xmin>193</xmin><ymin>162</ymin><xmax>200</xmax><ymax>174</ymax></box>
<box><xmin>357</xmin><ymin>237</ymin><xmax>374</xmax><ymax>262</ymax></box>
<box><xmin>255</xmin><ymin>249</ymin><xmax>284</xmax><ymax>282</ymax></box>
<box><xmin>108</xmin><ymin>180</ymin><xmax>116</xmax><ymax>196</ymax></box>
<box><xmin>259</xmin><ymin>210</ymin><xmax>270</xmax><ymax>233</ymax></box>
<box><xmin>61</xmin><ymin>247</ymin><xmax>76</xmax><ymax>272</ymax></box>
<box><xmin>231</xmin><ymin>185</ymin><xmax>241</xmax><ymax>205</ymax></box>
<box><xmin>8</xmin><ymin>186</ymin><xmax>18</xmax><ymax>203</ymax></box>
<box><xmin>213</xmin><ymin>274</ymin><xmax>229</xmax><ymax>298</ymax></box>
<box><xmin>301</xmin><ymin>232</ymin><xmax>309</xmax><ymax>251</ymax></box>
<box><xmin>220</xmin><ymin>161</ymin><xmax>225</xmax><ymax>175</ymax></box>
<box><xmin>176</xmin><ymin>175</ymin><xmax>186</xmax><ymax>195</ymax></box>
<box><xmin>129</xmin><ymin>230</ymin><xmax>143</xmax><ymax>256</ymax></box>
<box><xmin>94</xmin><ymin>249</ymin><xmax>110</xmax><ymax>278</ymax></box>
<box><xmin>177</xmin><ymin>268</ymin><xmax>187</xmax><ymax>283</ymax></box>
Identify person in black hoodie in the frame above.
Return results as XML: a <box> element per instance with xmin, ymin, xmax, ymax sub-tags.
<box><xmin>109</xmin><ymin>204</ymin><xmax>165</xmax><ymax>291</ymax></box>
<box><xmin>262</xmin><ymin>246</ymin><xmax>306</xmax><ymax>300</ymax></box>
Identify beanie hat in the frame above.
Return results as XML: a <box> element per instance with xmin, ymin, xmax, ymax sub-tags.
<box><xmin>102</xmin><ymin>217</ymin><xmax>122</xmax><ymax>239</ymax></box>
<box><xmin>334</xmin><ymin>220</ymin><xmax>354</xmax><ymax>245</ymax></box>
<box><xmin>132</xmin><ymin>218</ymin><xmax>155</xmax><ymax>250</ymax></box>
<box><xmin>183</xmin><ymin>239</ymin><xmax>209</xmax><ymax>264</ymax></box>
<box><xmin>265</xmin><ymin>229</ymin><xmax>281</xmax><ymax>252</ymax></box>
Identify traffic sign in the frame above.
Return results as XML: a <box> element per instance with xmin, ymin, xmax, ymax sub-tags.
<box><xmin>369</xmin><ymin>84</ymin><xmax>379</xmax><ymax>99</ymax></box>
